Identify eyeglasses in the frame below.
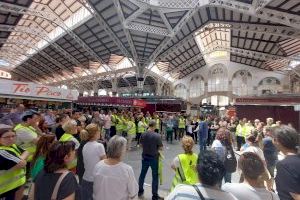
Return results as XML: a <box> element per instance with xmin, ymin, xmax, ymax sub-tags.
<box><xmin>1</xmin><ymin>135</ymin><xmax>16</xmax><ymax>139</ymax></box>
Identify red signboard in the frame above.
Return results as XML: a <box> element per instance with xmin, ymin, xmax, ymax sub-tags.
<box><xmin>235</xmin><ymin>97</ymin><xmax>300</xmax><ymax>105</ymax></box>
<box><xmin>76</xmin><ymin>97</ymin><xmax>146</xmax><ymax>108</ymax></box>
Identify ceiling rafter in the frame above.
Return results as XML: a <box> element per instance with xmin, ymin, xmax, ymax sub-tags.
<box><xmin>0</xmin><ymin>52</ymin><xmax>50</xmax><ymax>82</ymax></box>
<box><xmin>0</xmin><ymin>1</ymin><xmax>113</xmax><ymax>72</ymax></box>
<box><xmin>80</xmin><ymin>0</ymin><xmax>135</xmax><ymax>67</ymax></box>
<box><xmin>112</xmin><ymin>0</ymin><xmax>139</xmax><ymax>70</ymax></box>
<box><xmin>53</xmin><ymin>67</ymin><xmax>135</xmax><ymax>86</ymax></box>
<box><xmin>209</xmin><ymin>0</ymin><xmax>300</xmax><ymax>29</ymax></box>
<box><xmin>1</xmin><ymin>47</ymin><xmax>63</xmax><ymax>81</ymax></box>
<box><xmin>0</xmin><ymin>24</ymin><xmax>90</xmax><ymax>74</ymax></box>
<box><xmin>169</xmin><ymin>54</ymin><xmax>204</xmax><ymax>74</ymax></box>
<box><xmin>144</xmin><ymin>4</ymin><xmax>203</xmax><ymax>74</ymax></box>
<box><xmin>0</xmin><ymin>38</ymin><xmax>77</xmax><ymax>78</ymax></box>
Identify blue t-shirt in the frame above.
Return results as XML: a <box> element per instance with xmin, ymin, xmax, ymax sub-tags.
<box><xmin>262</xmin><ymin>136</ymin><xmax>277</xmax><ymax>167</ymax></box>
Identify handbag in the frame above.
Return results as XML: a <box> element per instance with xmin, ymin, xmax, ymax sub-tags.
<box><xmin>51</xmin><ymin>171</ymin><xmax>70</xmax><ymax>200</ymax></box>
<box><xmin>192</xmin><ymin>185</ymin><xmax>205</xmax><ymax>200</ymax></box>
<box><xmin>224</xmin><ymin>145</ymin><xmax>237</xmax><ymax>173</ymax></box>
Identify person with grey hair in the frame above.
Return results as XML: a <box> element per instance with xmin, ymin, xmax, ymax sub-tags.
<box><xmin>93</xmin><ymin>135</ymin><xmax>138</xmax><ymax>200</ymax></box>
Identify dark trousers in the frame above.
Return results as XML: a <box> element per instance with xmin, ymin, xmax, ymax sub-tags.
<box><xmin>173</xmin><ymin>127</ymin><xmax>178</xmax><ymax>140</ymax></box>
<box><xmin>81</xmin><ymin>179</ymin><xmax>93</xmax><ymax>200</ymax></box>
<box><xmin>178</xmin><ymin>128</ymin><xmax>185</xmax><ymax>139</ymax></box>
<box><xmin>138</xmin><ymin>157</ymin><xmax>159</xmax><ymax>199</ymax></box>
<box><xmin>166</xmin><ymin>130</ymin><xmax>173</xmax><ymax>143</ymax></box>
<box><xmin>199</xmin><ymin>138</ymin><xmax>207</xmax><ymax>152</ymax></box>
<box><xmin>193</xmin><ymin>132</ymin><xmax>198</xmax><ymax>143</ymax></box>
<box><xmin>110</xmin><ymin>126</ymin><xmax>116</xmax><ymax>137</ymax></box>
<box><xmin>236</xmin><ymin>136</ymin><xmax>245</xmax><ymax>151</ymax></box>
<box><xmin>136</xmin><ymin>133</ymin><xmax>142</xmax><ymax>145</ymax></box>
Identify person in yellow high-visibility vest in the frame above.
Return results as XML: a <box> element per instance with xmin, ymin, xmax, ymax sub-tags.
<box><xmin>137</xmin><ymin>117</ymin><xmax>147</xmax><ymax>147</ymax></box>
<box><xmin>178</xmin><ymin>115</ymin><xmax>186</xmax><ymax>140</ymax></box>
<box><xmin>14</xmin><ymin>111</ymin><xmax>40</xmax><ymax>162</ymax></box>
<box><xmin>126</xmin><ymin>116</ymin><xmax>136</xmax><ymax>150</ymax></box>
<box><xmin>115</xmin><ymin>114</ymin><xmax>123</xmax><ymax>136</ymax></box>
<box><xmin>60</xmin><ymin>120</ymin><xmax>80</xmax><ymax>170</ymax></box>
<box><xmin>170</xmin><ymin>135</ymin><xmax>198</xmax><ymax>191</ymax></box>
<box><xmin>110</xmin><ymin>109</ymin><xmax>117</xmax><ymax>137</ymax></box>
<box><xmin>236</xmin><ymin>118</ymin><xmax>248</xmax><ymax>151</ymax></box>
<box><xmin>153</xmin><ymin>113</ymin><xmax>160</xmax><ymax>134</ymax></box>
<box><xmin>0</xmin><ymin>125</ymin><xmax>29</xmax><ymax>200</ymax></box>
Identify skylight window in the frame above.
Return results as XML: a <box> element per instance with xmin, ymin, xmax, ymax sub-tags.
<box><xmin>290</xmin><ymin>60</ymin><xmax>300</xmax><ymax>68</ymax></box>
<box><xmin>194</xmin><ymin>23</ymin><xmax>231</xmax><ymax>63</ymax></box>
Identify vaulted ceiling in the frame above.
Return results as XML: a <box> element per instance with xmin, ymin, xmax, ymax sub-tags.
<box><xmin>0</xmin><ymin>0</ymin><xmax>299</xmax><ymax>90</ymax></box>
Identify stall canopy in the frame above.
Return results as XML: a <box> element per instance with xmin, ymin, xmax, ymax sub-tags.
<box><xmin>76</xmin><ymin>96</ymin><xmax>146</xmax><ymax>108</ymax></box>
<box><xmin>0</xmin><ymin>79</ymin><xmax>78</xmax><ymax>102</ymax></box>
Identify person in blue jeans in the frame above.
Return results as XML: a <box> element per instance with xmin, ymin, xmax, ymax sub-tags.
<box><xmin>138</xmin><ymin>120</ymin><xmax>163</xmax><ymax>200</ymax></box>
<box><xmin>197</xmin><ymin>116</ymin><xmax>208</xmax><ymax>152</ymax></box>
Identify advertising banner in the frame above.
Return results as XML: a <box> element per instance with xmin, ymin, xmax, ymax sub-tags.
<box><xmin>0</xmin><ymin>79</ymin><xmax>78</xmax><ymax>101</ymax></box>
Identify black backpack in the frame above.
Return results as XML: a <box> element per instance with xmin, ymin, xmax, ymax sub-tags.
<box><xmin>224</xmin><ymin>145</ymin><xmax>237</xmax><ymax>173</ymax></box>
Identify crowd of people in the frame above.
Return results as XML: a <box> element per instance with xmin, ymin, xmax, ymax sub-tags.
<box><xmin>0</xmin><ymin>103</ymin><xmax>299</xmax><ymax>200</ymax></box>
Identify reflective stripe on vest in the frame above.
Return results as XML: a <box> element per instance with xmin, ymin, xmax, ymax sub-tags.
<box><xmin>171</xmin><ymin>153</ymin><xmax>198</xmax><ymax>191</ymax></box>
<box><xmin>179</xmin><ymin>118</ymin><xmax>185</xmax><ymax>128</ymax></box>
<box><xmin>14</xmin><ymin>124</ymin><xmax>37</xmax><ymax>162</ymax></box>
<box><xmin>128</xmin><ymin>121</ymin><xmax>136</xmax><ymax>135</ymax></box>
<box><xmin>0</xmin><ymin>145</ymin><xmax>26</xmax><ymax>195</ymax></box>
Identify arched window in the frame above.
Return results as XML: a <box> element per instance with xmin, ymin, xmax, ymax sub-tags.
<box><xmin>174</xmin><ymin>84</ymin><xmax>187</xmax><ymax>99</ymax></box>
<box><xmin>258</xmin><ymin>77</ymin><xmax>281</xmax><ymax>95</ymax></box>
<box><xmin>190</xmin><ymin>75</ymin><xmax>205</xmax><ymax>97</ymax></box>
<box><xmin>83</xmin><ymin>91</ymin><xmax>89</xmax><ymax>97</ymax></box>
<box><xmin>208</xmin><ymin>64</ymin><xmax>228</xmax><ymax>92</ymax></box>
<box><xmin>291</xmin><ymin>78</ymin><xmax>300</xmax><ymax>94</ymax></box>
<box><xmin>232</xmin><ymin>70</ymin><xmax>252</xmax><ymax>96</ymax></box>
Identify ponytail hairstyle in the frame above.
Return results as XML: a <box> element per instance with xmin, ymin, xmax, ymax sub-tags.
<box><xmin>181</xmin><ymin>136</ymin><xmax>194</xmax><ymax>154</ymax></box>
<box><xmin>80</xmin><ymin>123</ymin><xmax>100</xmax><ymax>141</ymax></box>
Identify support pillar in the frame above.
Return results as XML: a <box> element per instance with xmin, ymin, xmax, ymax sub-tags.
<box><xmin>111</xmin><ymin>77</ymin><xmax>118</xmax><ymax>97</ymax></box>
<box><xmin>156</xmin><ymin>79</ymin><xmax>164</xmax><ymax>96</ymax></box>
<box><xmin>78</xmin><ymin>87</ymin><xmax>84</xmax><ymax>97</ymax></box>
<box><xmin>93</xmin><ymin>82</ymin><xmax>99</xmax><ymax>96</ymax></box>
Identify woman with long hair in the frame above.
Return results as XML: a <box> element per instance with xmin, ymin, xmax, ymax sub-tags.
<box><xmin>31</xmin><ymin>141</ymin><xmax>79</xmax><ymax>200</ymax></box>
<box><xmin>30</xmin><ymin>134</ymin><xmax>56</xmax><ymax>181</ymax></box>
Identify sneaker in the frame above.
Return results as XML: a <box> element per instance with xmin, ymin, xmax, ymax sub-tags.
<box><xmin>152</xmin><ymin>196</ymin><xmax>164</xmax><ymax>200</ymax></box>
<box><xmin>138</xmin><ymin>191</ymin><xmax>144</xmax><ymax>197</ymax></box>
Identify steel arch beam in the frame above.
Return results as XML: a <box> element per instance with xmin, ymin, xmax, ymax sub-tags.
<box><xmin>0</xmin><ymin>2</ymin><xmax>113</xmax><ymax>72</ymax></box>
<box><xmin>0</xmin><ymin>39</ymin><xmax>76</xmax><ymax>78</ymax></box>
<box><xmin>0</xmin><ymin>25</ymin><xmax>90</xmax><ymax>75</ymax></box>
<box><xmin>1</xmin><ymin>47</ymin><xmax>63</xmax><ymax>81</ymax></box>
<box><xmin>112</xmin><ymin>0</ymin><xmax>139</xmax><ymax>69</ymax></box>
<box><xmin>79</xmin><ymin>0</ymin><xmax>134</xmax><ymax>67</ymax></box>
<box><xmin>0</xmin><ymin>52</ymin><xmax>50</xmax><ymax>81</ymax></box>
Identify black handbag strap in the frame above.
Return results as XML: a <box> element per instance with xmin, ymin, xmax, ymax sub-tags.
<box><xmin>192</xmin><ymin>185</ymin><xmax>205</xmax><ymax>200</ymax></box>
